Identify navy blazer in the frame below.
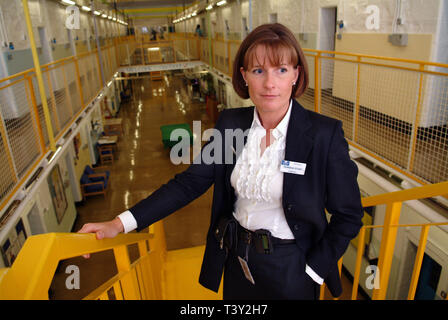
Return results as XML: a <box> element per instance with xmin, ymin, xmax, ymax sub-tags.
<box><xmin>129</xmin><ymin>99</ymin><xmax>364</xmax><ymax>297</ymax></box>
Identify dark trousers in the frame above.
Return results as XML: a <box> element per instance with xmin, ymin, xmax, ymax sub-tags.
<box><xmin>223</xmin><ymin>229</ymin><xmax>319</xmax><ymax>300</ymax></box>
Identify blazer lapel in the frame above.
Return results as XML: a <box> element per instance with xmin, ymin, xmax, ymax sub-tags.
<box><xmin>283</xmin><ymin>100</ymin><xmax>314</xmax><ymax>199</ymax></box>
<box><xmin>224</xmin><ymin>107</ymin><xmax>253</xmax><ymax>198</ymax></box>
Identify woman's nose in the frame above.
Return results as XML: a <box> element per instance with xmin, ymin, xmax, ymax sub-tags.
<box><xmin>263</xmin><ymin>72</ymin><xmax>275</xmax><ymax>88</ymax></box>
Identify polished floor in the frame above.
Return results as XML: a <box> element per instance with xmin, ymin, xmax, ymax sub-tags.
<box><xmin>49</xmin><ymin>73</ymin><xmax>363</xmax><ymax>300</ymax></box>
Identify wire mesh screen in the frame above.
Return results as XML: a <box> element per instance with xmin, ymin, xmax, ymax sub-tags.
<box><xmin>0</xmin><ymin>130</ymin><xmax>16</xmax><ymax>201</ymax></box>
<box><xmin>78</xmin><ymin>57</ymin><xmax>90</xmax><ymax>105</ymax></box>
<box><xmin>90</xmin><ymin>54</ymin><xmax>101</xmax><ymax>98</ymax></box>
<box><xmin>0</xmin><ymin>79</ymin><xmax>41</xmax><ymax>184</ymax></box>
<box><xmin>42</xmin><ymin>71</ymin><xmax>61</xmax><ymax>136</ymax></box>
<box><xmin>297</xmin><ymin>54</ymin><xmax>315</xmax><ymax>112</ymax></box>
<box><xmin>320</xmin><ymin>56</ymin><xmax>356</xmax><ymax>140</ymax></box>
<box><xmin>51</xmin><ymin>65</ymin><xmax>72</xmax><ymax>129</ymax></box>
<box><xmin>355</xmin><ymin>63</ymin><xmax>419</xmax><ymax>170</ymax></box>
<box><xmin>65</xmin><ymin>62</ymin><xmax>82</xmax><ymax>114</ymax></box>
<box><xmin>411</xmin><ymin>71</ymin><xmax>448</xmax><ymax>183</ymax></box>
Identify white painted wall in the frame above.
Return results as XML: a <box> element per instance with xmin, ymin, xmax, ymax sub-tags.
<box><xmin>0</xmin><ymin>0</ymin><xmax>127</xmax><ymax>52</ymax></box>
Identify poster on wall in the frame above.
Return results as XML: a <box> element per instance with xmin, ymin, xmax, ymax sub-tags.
<box><xmin>47</xmin><ymin>164</ymin><xmax>67</xmax><ymax>224</ymax></box>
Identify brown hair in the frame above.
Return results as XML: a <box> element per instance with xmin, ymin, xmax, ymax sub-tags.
<box><xmin>232</xmin><ymin>23</ymin><xmax>309</xmax><ymax>100</ymax></box>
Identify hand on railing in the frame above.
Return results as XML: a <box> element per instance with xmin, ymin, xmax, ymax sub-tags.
<box><xmin>77</xmin><ymin>217</ymin><xmax>124</xmax><ymax>258</ymax></box>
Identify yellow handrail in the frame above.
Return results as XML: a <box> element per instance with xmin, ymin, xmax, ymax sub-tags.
<box><xmin>361</xmin><ymin>180</ymin><xmax>448</xmax><ymax>207</ymax></box>
<box><xmin>0</xmin><ymin>226</ymin><xmax>156</xmax><ymax>299</ymax></box>
<box><xmin>0</xmin><ymin>33</ymin><xmax>447</xmax><ymax>301</ymax></box>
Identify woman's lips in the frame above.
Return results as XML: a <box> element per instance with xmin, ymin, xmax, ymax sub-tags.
<box><xmin>261</xmin><ymin>94</ymin><xmax>278</xmax><ymax>98</ymax></box>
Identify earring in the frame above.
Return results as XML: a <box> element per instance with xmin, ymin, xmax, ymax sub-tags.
<box><xmin>245</xmin><ymin>82</ymin><xmax>248</xmax><ymax>86</ymax></box>
<box><xmin>292</xmin><ymin>81</ymin><xmax>296</xmax><ymax>86</ymax></box>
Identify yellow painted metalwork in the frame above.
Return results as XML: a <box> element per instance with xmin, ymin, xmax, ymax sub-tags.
<box><xmin>113</xmin><ymin>245</ymin><xmax>141</xmax><ymax>299</ymax></box>
<box><xmin>1</xmin><ymin>34</ymin><xmax>448</xmax><ymax>301</ymax></box>
<box><xmin>314</xmin><ymin>52</ymin><xmax>320</xmax><ymax>113</ymax></box>
<box><xmin>44</xmin><ymin>68</ymin><xmax>61</xmax><ymax>133</ymax></box>
<box><xmin>407</xmin><ymin>225</ymin><xmax>430</xmax><ymax>300</ymax></box>
<box><xmin>351</xmin><ymin>226</ymin><xmax>367</xmax><ymax>300</ymax></box>
<box><xmin>304</xmin><ymin>48</ymin><xmax>448</xmax><ymax>68</ymax></box>
<box><xmin>372</xmin><ymin>201</ymin><xmax>402</xmax><ymax>300</ymax></box>
<box><xmin>25</xmin><ymin>75</ymin><xmax>46</xmax><ymax>152</ymax></box>
<box><xmin>362</xmin><ymin>180</ymin><xmax>448</xmax><ymax>207</ymax></box>
<box><xmin>408</xmin><ymin>63</ymin><xmax>425</xmax><ymax>172</ymax></box>
<box><xmin>0</xmin><ymin>110</ymin><xmax>18</xmax><ymax>183</ymax></box>
<box><xmin>0</xmin><ymin>229</ymin><xmax>155</xmax><ymax>299</ymax></box>
<box><xmin>21</xmin><ymin>0</ymin><xmax>55</xmax><ymax>151</ymax></box>
<box><xmin>353</xmin><ymin>56</ymin><xmax>361</xmax><ymax>142</ymax></box>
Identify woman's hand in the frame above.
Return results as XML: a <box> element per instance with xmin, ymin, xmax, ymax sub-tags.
<box><xmin>77</xmin><ymin>218</ymin><xmax>124</xmax><ymax>258</ymax></box>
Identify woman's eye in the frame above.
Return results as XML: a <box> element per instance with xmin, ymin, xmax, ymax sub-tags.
<box><xmin>279</xmin><ymin>67</ymin><xmax>288</xmax><ymax>73</ymax></box>
<box><xmin>252</xmin><ymin>68</ymin><xmax>263</xmax><ymax>74</ymax></box>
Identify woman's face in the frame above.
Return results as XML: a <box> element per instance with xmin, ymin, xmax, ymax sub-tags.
<box><xmin>240</xmin><ymin>45</ymin><xmax>299</xmax><ymax>116</ymax></box>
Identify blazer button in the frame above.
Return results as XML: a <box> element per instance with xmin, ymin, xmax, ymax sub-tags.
<box><xmin>294</xmin><ymin>224</ymin><xmax>300</xmax><ymax>230</ymax></box>
<box><xmin>287</xmin><ymin>204</ymin><xmax>293</xmax><ymax>211</ymax></box>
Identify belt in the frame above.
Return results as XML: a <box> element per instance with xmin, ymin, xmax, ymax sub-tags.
<box><xmin>236</xmin><ymin>223</ymin><xmax>295</xmax><ymax>254</ymax></box>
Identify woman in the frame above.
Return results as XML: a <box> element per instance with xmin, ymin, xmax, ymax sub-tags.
<box><xmin>79</xmin><ymin>23</ymin><xmax>363</xmax><ymax>300</ymax></box>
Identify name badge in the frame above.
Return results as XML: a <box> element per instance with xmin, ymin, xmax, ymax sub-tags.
<box><xmin>280</xmin><ymin>160</ymin><xmax>306</xmax><ymax>175</ymax></box>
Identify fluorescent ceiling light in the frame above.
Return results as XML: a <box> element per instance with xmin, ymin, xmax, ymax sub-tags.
<box><xmin>217</xmin><ymin>0</ymin><xmax>227</xmax><ymax>6</ymax></box>
<box><xmin>206</xmin><ymin>4</ymin><xmax>213</xmax><ymax>10</ymax></box>
<box><xmin>81</xmin><ymin>5</ymin><xmax>91</xmax><ymax>11</ymax></box>
<box><xmin>61</xmin><ymin>0</ymin><xmax>75</xmax><ymax>5</ymax></box>
<box><xmin>93</xmin><ymin>11</ymin><xmax>101</xmax><ymax>16</ymax></box>
<box><xmin>101</xmin><ymin>14</ymin><xmax>107</xmax><ymax>18</ymax></box>
<box><xmin>192</xmin><ymin>12</ymin><xmax>197</xmax><ymax>16</ymax></box>
<box><xmin>148</xmin><ymin>47</ymin><xmax>160</xmax><ymax>51</ymax></box>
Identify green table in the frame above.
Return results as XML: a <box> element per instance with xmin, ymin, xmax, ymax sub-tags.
<box><xmin>160</xmin><ymin>123</ymin><xmax>193</xmax><ymax>148</ymax></box>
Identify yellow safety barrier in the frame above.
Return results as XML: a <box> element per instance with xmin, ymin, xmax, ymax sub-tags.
<box><xmin>318</xmin><ymin>180</ymin><xmax>448</xmax><ymax>300</ymax></box>
<box><xmin>0</xmin><ymin>221</ymin><xmax>165</xmax><ymax>300</ymax></box>
<box><xmin>0</xmin><ymin>31</ymin><xmax>447</xmax><ymax>300</ymax></box>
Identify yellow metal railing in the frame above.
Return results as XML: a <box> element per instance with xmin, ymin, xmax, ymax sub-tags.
<box><xmin>0</xmin><ymin>36</ymin><xmax>133</xmax><ymax>212</ymax></box>
<box><xmin>0</xmin><ymin>33</ymin><xmax>447</xmax><ymax>300</ymax></box>
<box><xmin>0</xmin><ymin>221</ymin><xmax>166</xmax><ymax>300</ymax></box>
<box><xmin>171</xmin><ymin>33</ymin><xmax>448</xmax><ymax>186</ymax></box>
<box><xmin>0</xmin><ymin>183</ymin><xmax>446</xmax><ymax>300</ymax></box>
<box><xmin>319</xmin><ymin>180</ymin><xmax>448</xmax><ymax>300</ymax></box>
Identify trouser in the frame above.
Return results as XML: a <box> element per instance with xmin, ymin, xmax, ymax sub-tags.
<box><xmin>223</xmin><ymin>222</ymin><xmax>319</xmax><ymax>300</ymax></box>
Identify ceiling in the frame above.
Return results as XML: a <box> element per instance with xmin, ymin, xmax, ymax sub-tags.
<box><xmin>115</xmin><ymin>0</ymin><xmax>197</xmax><ymax>19</ymax></box>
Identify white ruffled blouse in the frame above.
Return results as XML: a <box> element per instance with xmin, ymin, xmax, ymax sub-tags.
<box><xmin>230</xmin><ymin>100</ymin><xmax>295</xmax><ymax>240</ymax></box>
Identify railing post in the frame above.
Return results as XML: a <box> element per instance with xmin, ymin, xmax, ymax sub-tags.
<box><xmin>314</xmin><ymin>52</ymin><xmax>321</xmax><ymax>113</ymax></box>
<box><xmin>351</xmin><ymin>226</ymin><xmax>367</xmax><ymax>300</ymax></box>
<box><xmin>22</xmin><ymin>0</ymin><xmax>56</xmax><ymax>151</ymax></box>
<box><xmin>25</xmin><ymin>75</ymin><xmax>46</xmax><ymax>153</ymax></box>
<box><xmin>353</xmin><ymin>56</ymin><xmax>361</xmax><ymax>142</ymax></box>
<box><xmin>407</xmin><ymin>63</ymin><xmax>425</xmax><ymax>172</ymax></box>
<box><xmin>0</xmin><ymin>108</ymin><xmax>18</xmax><ymax>182</ymax></box>
<box><xmin>44</xmin><ymin>67</ymin><xmax>60</xmax><ymax>133</ymax></box>
<box><xmin>137</xmin><ymin>240</ymin><xmax>152</xmax><ymax>299</ymax></box>
<box><xmin>407</xmin><ymin>225</ymin><xmax>430</xmax><ymax>300</ymax></box>
<box><xmin>113</xmin><ymin>245</ymin><xmax>141</xmax><ymax>300</ymax></box>
<box><xmin>372</xmin><ymin>201</ymin><xmax>402</xmax><ymax>300</ymax></box>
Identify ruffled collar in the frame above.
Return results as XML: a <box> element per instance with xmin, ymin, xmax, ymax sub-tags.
<box><xmin>233</xmin><ymin>100</ymin><xmax>292</xmax><ymax>202</ymax></box>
